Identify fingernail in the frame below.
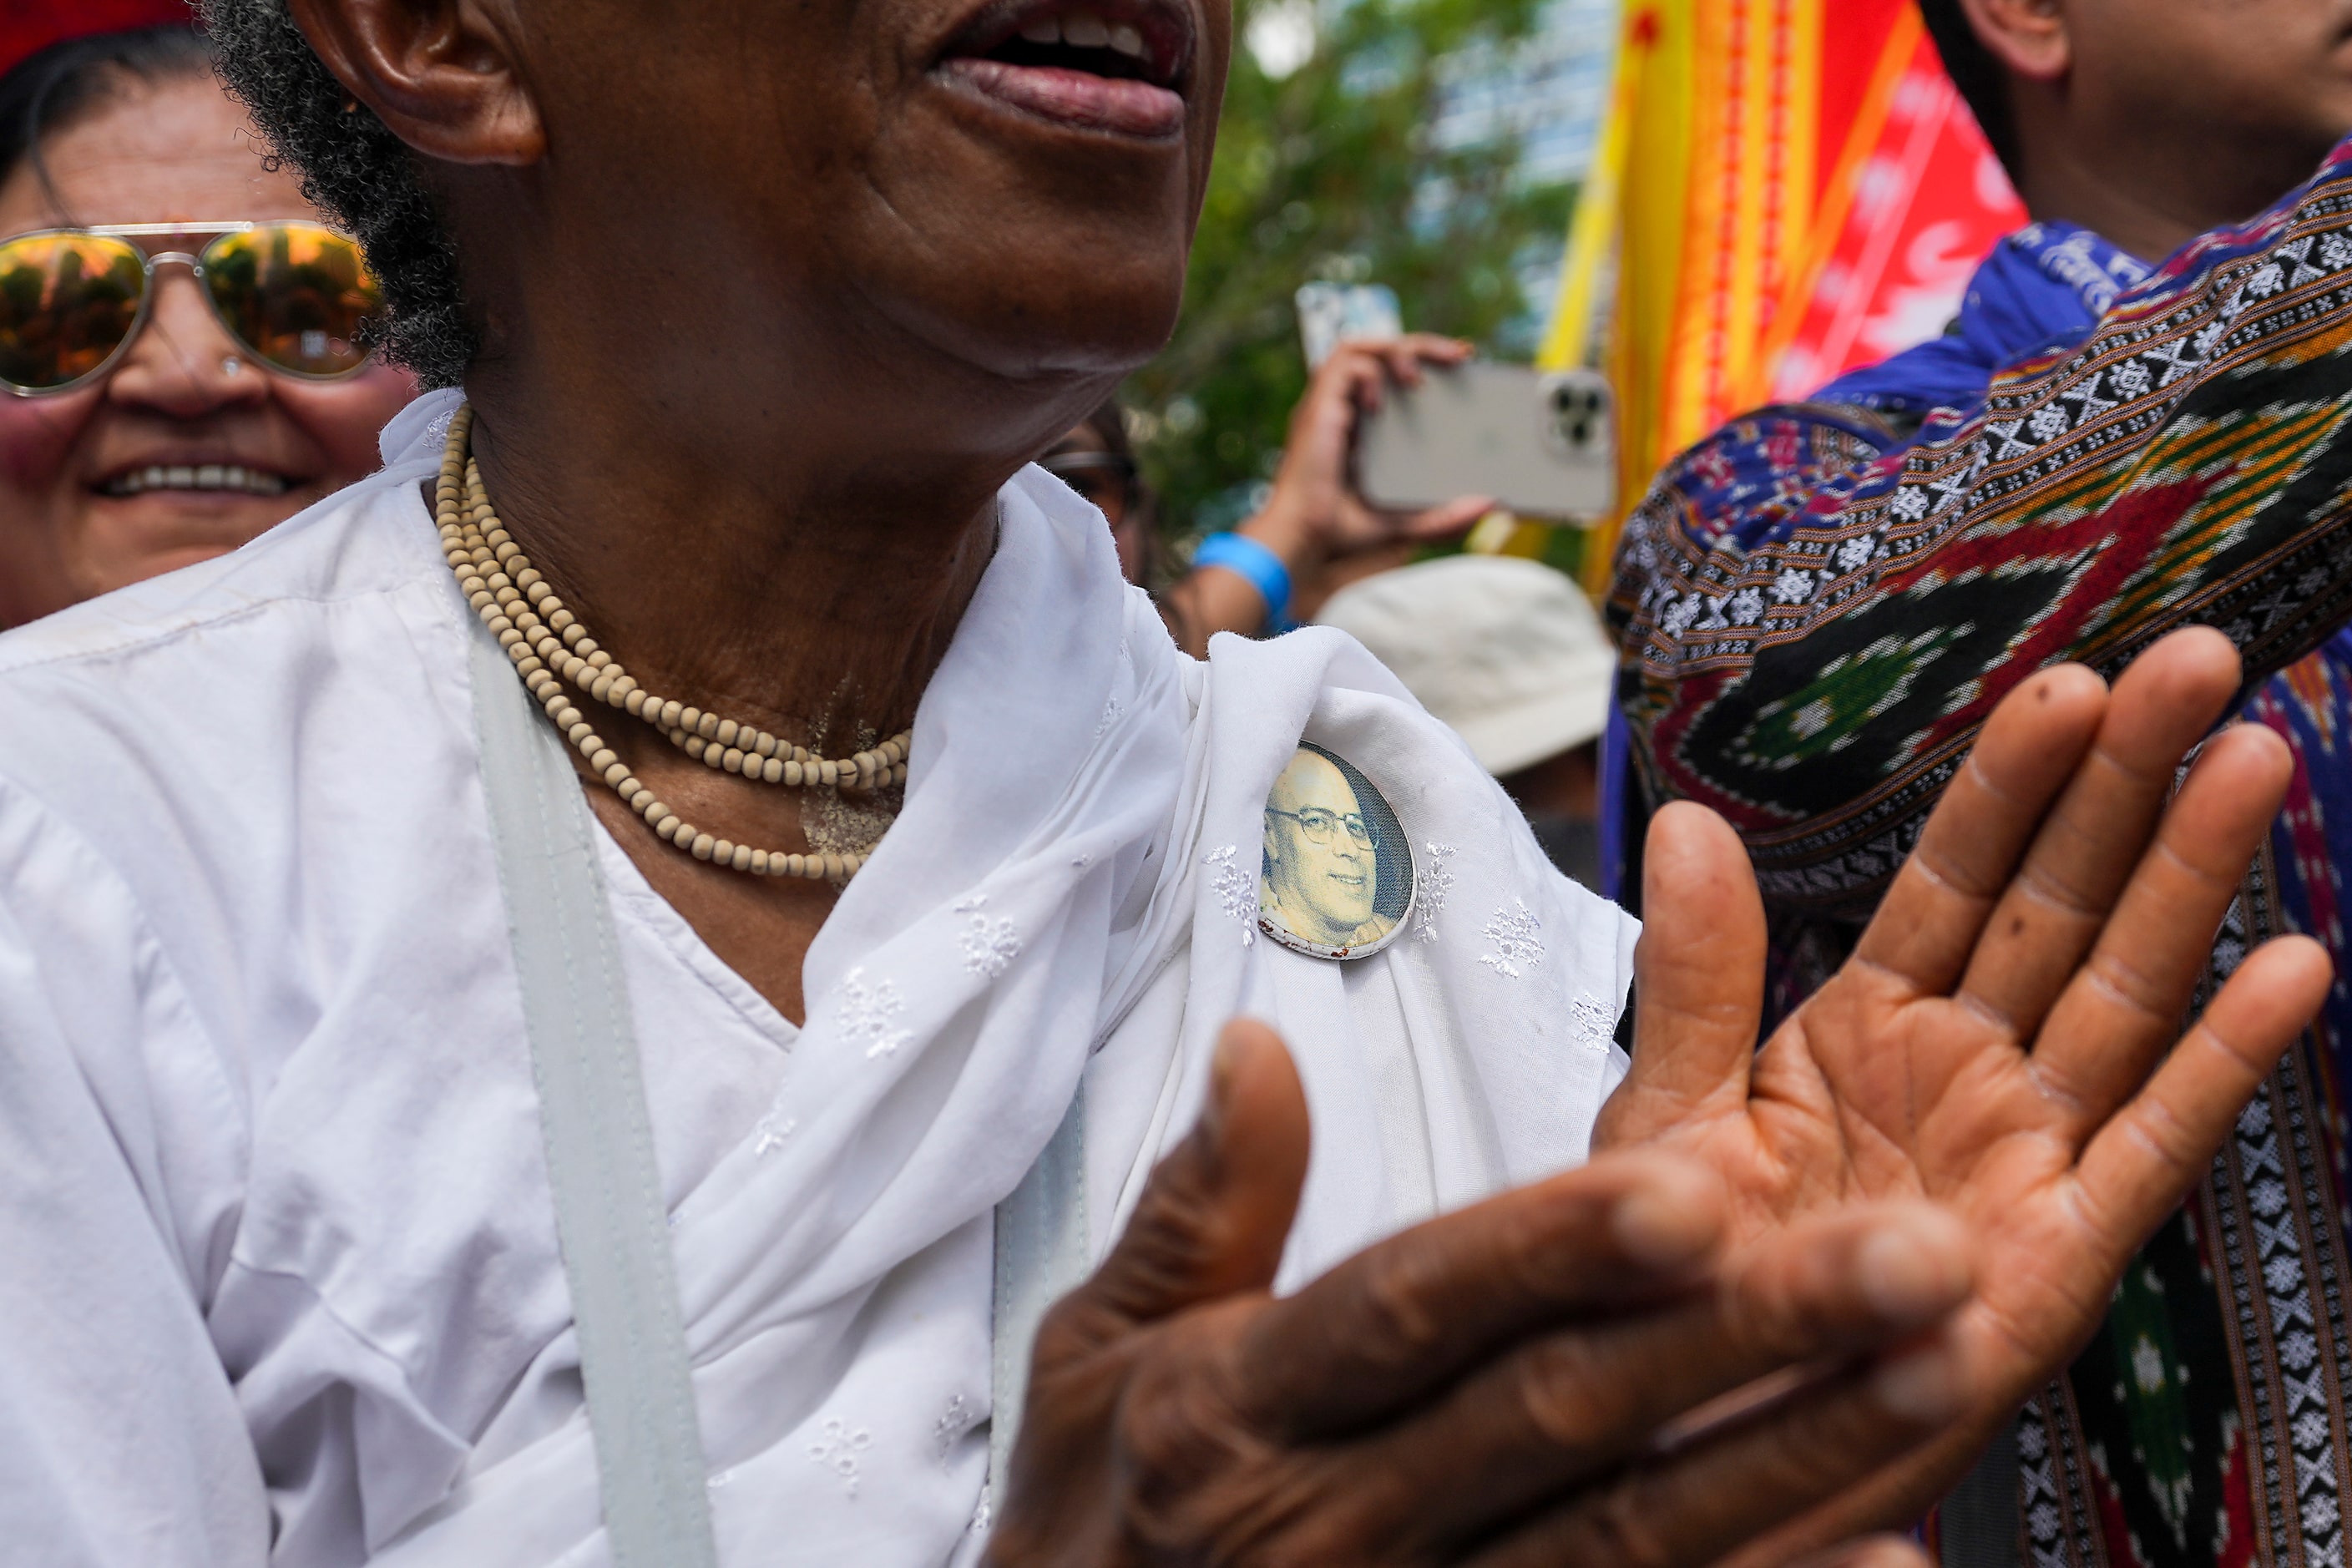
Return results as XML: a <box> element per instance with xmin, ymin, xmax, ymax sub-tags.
<box><xmin>1611</xmin><ymin>1176</ymin><xmax>1719</xmax><ymax>1268</ymax></box>
<box><xmin>1856</xmin><ymin>1227</ymin><xmax>1968</xmax><ymax>1326</ymax></box>
<box><xmin>1871</xmin><ymin>1343</ymin><xmax>1965</xmax><ymax>1423</ymax></box>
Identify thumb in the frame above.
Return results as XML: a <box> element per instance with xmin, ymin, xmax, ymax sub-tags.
<box><xmin>1597</xmin><ymin>802</ymin><xmax>1767</xmax><ymax>1147</ymax></box>
<box><xmin>1056</xmin><ymin>1019</ymin><xmax>1312</xmax><ymax>1345</ymax></box>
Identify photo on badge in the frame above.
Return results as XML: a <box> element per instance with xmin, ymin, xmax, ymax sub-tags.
<box><xmin>1258</xmin><ymin>742</ymin><xmax>1414</xmax><ymax>959</ymax></box>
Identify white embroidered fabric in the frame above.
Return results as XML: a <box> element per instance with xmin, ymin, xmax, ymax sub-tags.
<box><xmin>0</xmin><ymin>387</ymin><xmax>1634</xmax><ymax>1565</ymax></box>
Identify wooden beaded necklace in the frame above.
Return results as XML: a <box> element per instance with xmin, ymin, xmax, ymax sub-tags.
<box><xmin>437</xmin><ymin>403</ymin><xmax>909</xmax><ymax>883</ymax></box>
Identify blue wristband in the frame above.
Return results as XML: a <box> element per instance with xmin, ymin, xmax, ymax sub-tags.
<box><xmin>1192</xmin><ymin>531</ymin><xmax>1295</xmax><ymax>633</ymax></box>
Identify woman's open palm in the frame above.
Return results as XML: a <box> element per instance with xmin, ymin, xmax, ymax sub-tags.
<box><xmin>1596</xmin><ymin>626</ymin><xmax>2334</xmax><ymax>1547</ymax></box>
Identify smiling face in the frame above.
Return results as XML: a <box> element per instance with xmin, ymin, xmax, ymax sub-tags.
<box><xmin>1261</xmin><ymin>750</ymin><xmax>1381</xmax><ymax>946</ymax></box>
<box><xmin>0</xmin><ymin>73</ymin><xmax>415</xmax><ymax>627</ymax></box>
<box><xmin>417</xmin><ymin>0</ymin><xmax>1229</xmax><ymax>478</ymax></box>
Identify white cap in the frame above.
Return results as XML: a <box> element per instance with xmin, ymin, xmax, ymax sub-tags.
<box><xmin>1316</xmin><ymin>554</ymin><xmax>1616</xmax><ymax>777</ymax></box>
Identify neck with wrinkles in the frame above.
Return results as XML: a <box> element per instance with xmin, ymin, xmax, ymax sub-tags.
<box><xmin>456</xmin><ymin>377</ymin><xmax>1004</xmax><ymax>757</ymax></box>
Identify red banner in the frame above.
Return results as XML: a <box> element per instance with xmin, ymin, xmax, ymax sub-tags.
<box><xmin>1751</xmin><ymin>7</ymin><xmax>2026</xmax><ymax>402</ymax></box>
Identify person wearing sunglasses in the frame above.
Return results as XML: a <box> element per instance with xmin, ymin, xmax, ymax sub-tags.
<box><xmin>0</xmin><ymin>1</ymin><xmax>2326</xmax><ymax>1565</ymax></box>
<box><xmin>0</xmin><ymin>23</ymin><xmax>412</xmax><ymax>629</ymax></box>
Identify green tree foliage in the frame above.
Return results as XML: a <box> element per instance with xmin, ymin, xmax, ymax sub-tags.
<box><xmin>1128</xmin><ymin>0</ymin><xmax>1576</xmax><ymax>537</ymax></box>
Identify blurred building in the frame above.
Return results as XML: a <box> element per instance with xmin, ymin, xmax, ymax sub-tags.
<box><xmin>1430</xmin><ymin>0</ymin><xmax>1621</xmax><ymax>189</ymax></box>
<box><xmin>1427</xmin><ymin>0</ymin><xmax>1621</xmax><ymax>362</ymax></box>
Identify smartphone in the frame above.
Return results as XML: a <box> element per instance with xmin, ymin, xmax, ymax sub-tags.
<box><xmin>1354</xmin><ymin>363</ymin><xmax>1615</xmax><ymax>523</ymax></box>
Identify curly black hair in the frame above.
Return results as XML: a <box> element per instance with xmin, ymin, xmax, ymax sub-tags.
<box><xmin>1916</xmin><ymin>0</ymin><xmax>2021</xmax><ymax>183</ymax></box>
<box><xmin>201</xmin><ymin>0</ymin><xmax>473</xmax><ymax>385</ymax></box>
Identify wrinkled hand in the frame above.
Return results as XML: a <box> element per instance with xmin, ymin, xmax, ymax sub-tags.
<box><xmin>1594</xmin><ymin>626</ymin><xmax>2334</xmax><ymax>1550</ymax></box>
<box><xmin>989</xmin><ymin>1020</ymin><xmax>1980</xmax><ymax>1567</ymax></box>
<box><xmin>1251</xmin><ymin>334</ymin><xmax>1494</xmax><ymax>562</ymax></box>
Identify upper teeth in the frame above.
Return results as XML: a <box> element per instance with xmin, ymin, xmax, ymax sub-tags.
<box><xmin>104</xmin><ymin>464</ymin><xmax>290</xmax><ymax>498</ymax></box>
<box><xmin>1019</xmin><ymin>11</ymin><xmax>1148</xmax><ymax>58</ymax></box>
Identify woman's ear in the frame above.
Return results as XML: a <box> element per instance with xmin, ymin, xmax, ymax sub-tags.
<box><xmin>1957</xmin><ymin>0</ymin><xmax>2070</xmax><ymax>84</ymax></box>
<box><xmin>286</xmin><ymin>0</ymin><xmax>545</xmax><ymax>166</ymax></box>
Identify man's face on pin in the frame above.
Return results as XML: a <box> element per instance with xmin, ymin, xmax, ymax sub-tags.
<box><xmin>1262</xmin><ymin>750</ymin><xmax>1378</xmax><ymax>944</ymax></box>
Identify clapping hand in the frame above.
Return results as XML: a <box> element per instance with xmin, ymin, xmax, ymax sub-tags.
<box><xmin>1594</xmin><ymin>625</ymin><xmax>2333</xmax><ymax>1555</ymax></box>
<box><xmin>989</xmin><ymin>628</ymin><xmax>2327</xmax><ymax>1565</ymax></box>
<box><xmin>990</xmin><ymin>1027</ymin><xmax>1976</xmax><ymax>1568</ymax></box>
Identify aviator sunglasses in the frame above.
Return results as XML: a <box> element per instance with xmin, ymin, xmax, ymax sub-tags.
<box><xmin>0</xmin><ymin>220</ymin><xmax>383</xmax><ymax>396</ymax></box>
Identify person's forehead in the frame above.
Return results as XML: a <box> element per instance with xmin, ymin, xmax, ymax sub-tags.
<box><xmin>0</xmin><ymin>79</ymin><xmax>316</xmax><ymax>238</ymax></box>
<box><xmin>1274</xmin><ymin>752</ymin><xmax>1359</xmax><ymax>812</ymax></box>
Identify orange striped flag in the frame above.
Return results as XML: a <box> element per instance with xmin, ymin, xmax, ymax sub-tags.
<box><xmin>1542</xmin><ymin>0</ymin><xmax>2023</xmax><ymax>593</ymax></box>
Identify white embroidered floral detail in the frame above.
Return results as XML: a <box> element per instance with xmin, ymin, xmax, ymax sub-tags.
<box><xmin>752</xmin><ymin>1105</ymin><xmax>797</xmax><ymax>1156</ymax></box>
<box><xmin>971</xmin><ymin>1482</ymin><xmax>994</xmax><ymax>1536</ymax></box>
<box><xmin>1202</xmin><ymin>844</ymin><xmax>1257</xmax><ymax>946</ymax></box>
<box><xmin>1095</xmin><ymin>640</ymin><xmax>1134</xmax><ymax>740</ymax></box>
<box><xmin>1478</xmin><ymin>898</ymin><xmax>1545</xmax><ymax>979</ymax></box>
<box><xmin>807</xmin><ymin>1419</ymin><xmax>874</xmax><ymax>1498</ymax></box>
<box><xmin>1414</xmin><ymin>842</ymin><xmax>1459</xmax><ymax>944</ymax></box>
<box><xmin>840</xmin><ymin>968</ymin><xmax>913</xmax><ymax>1059</ymax></box>
<box><xmin>1568</xmin><ymin>990</ymin><xmax>1615</xmax><ymax>1051</ymax></box>
<box><xmin>933</xmin><ymin>1393</ymin><xmax>975</xmax><ymax>1459</ymax></box>
<box><xmin>954</xmin><ymin>894</ymin><xmax>1023</xmax><ymax>979</ymax></box>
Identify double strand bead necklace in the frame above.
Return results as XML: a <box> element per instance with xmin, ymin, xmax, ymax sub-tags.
<box><xmin>437</xmin><ymin>404</ymin><xmax>909</xmax><ymax>883</ymax></box>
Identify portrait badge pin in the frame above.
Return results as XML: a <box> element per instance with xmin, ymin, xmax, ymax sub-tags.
<box><xmin>1257</xmin><ymin>741</ymin><xmax>1414</xmax><ymax>960</ymax></box>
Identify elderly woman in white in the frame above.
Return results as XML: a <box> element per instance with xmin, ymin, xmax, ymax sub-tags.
<box><xmin>0</xmin><ymin>0</ymin><xmax>2323</xmax><ymax>1564</ymax></box>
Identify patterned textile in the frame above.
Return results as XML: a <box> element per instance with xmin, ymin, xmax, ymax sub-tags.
<box><xmin>1814</xmin><ymin>221</ymin><xmax>2150</xmax><ymax>427</ymax></box>
<box><xmin>1609</xmin><ymin>135</ymin><xmax>2352</xmax><ymax>1566</ymax></box>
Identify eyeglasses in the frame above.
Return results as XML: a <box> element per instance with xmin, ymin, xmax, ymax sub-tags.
<box><xmin>0</xmin><ymin>220</ymin><xmax>383</xmax><ymax>396</ymax></box>
<box><xmin>1269</xmin><ymin>807</ymin><xmax>1379</xmax><ymax>849</ymax></box>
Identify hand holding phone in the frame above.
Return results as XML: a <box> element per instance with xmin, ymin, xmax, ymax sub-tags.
<box><xmin>1355</xmin><ymin>362</ymin><xmax>1616</xmax><ymax>523</ymax></box>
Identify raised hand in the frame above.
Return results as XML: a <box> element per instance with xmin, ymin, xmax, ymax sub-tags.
<box><xmin>989</xmin><ymin>1020</ymin><xmax>1980</xmax><ymax>1568</ymax></box>
<box><xmin>1253</xmin><ymin>334</ymin><xmax>1496</xmax><ymax>560</ymax></box>
<box><xmin>1593</xmin><ymin>626</ymin><xmax>2335</xmax><ymax>1545</ymax></box>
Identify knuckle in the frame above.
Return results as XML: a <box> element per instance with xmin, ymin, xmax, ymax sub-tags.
<box><xmin>1510</xmin><ymin>1336</ymin><xmax>1617</xmax><ymax>1449</ymax></box>
<box><xmin>1117</xmin><ymin>1326</ymin><xmax>1262</xmax><ymax>1499</ymax></box>
<box><xmin>1115</xmin><ymin>1362</ymin><xmax>1353</xmax><ymax>1567</ymax></box>
<box><xmin>1720</xmin><ymin>1261</ymin><xmax>1809</xmax><ymax>1360</ymax></box>
<box><xmin>1344</xmin><ymin>1244</ymin><xmax>1454</xmax><ymax>1371</ymax></box>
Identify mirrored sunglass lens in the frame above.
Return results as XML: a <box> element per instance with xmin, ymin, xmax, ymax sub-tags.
<box><xmin>203</xmin><ymin>224</ymin><xmax>382</xmax><ymax>377</ymax></box>
<box><xmin>0</xmin><ymin>235</ymin><xmax>144</xmax><ymax>391</ymax></box>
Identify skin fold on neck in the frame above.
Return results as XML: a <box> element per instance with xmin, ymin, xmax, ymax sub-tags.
<box><xmin>443</xmin><ymin>346</ymin><xmax>1026</xmax><ymax>1028</ymax></box>
<box><xmin>303</xmin><ymin>0</ymin><xmax>1227</xmax><ymax>1022</ymax></box>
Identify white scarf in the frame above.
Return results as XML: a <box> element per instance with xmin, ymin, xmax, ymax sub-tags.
<box><xmin>371</xmin><ymin>390</ymin><xmax>1635</xmax><ymax>1565</ymax></box>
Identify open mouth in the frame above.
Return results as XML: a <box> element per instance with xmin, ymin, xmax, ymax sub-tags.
<box><xmin>938</xmin><ymin>0</ymin><xmax>1193</xmax><ymax>139</ymax></box>
<box><xmin>99</xmin><ymin>463</ymin><xmax>296</xmax><ymax>499</ymax></box>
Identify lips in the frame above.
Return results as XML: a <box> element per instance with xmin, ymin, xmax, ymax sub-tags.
<box><xmin>938</xmin><ymin>0</ymin><xmax>1194</xmax><ymax>139</ymax></box>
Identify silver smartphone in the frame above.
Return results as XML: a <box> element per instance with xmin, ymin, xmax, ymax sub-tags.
<box><xmin>1354</xmin><ymin>363</ymin><xmax>1615</xmax><ymax>523</ymax></box>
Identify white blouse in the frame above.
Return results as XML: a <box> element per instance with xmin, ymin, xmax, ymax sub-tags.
<box><xmin>0</xmin><ymin>392</ymin><xmax>1635</xmax><ymax>1565</ymax></box>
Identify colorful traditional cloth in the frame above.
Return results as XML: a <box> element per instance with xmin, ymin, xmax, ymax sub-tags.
<box><xmin>1611</xmin><ymin>136</ymin><xmax>2352</xmax><ymax>1567</ymax></box>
